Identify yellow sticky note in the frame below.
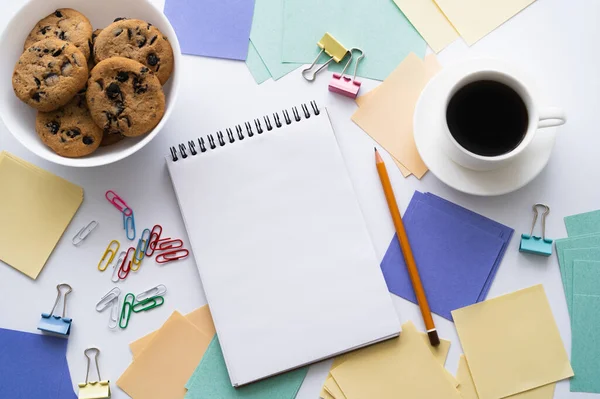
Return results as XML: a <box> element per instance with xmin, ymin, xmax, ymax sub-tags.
<box><xmin>452</xmin><ymin>285</ymin><xmax>573</xmax><ymax>399</ymax></box>
<box><xmin>355</xmin><ymin>89</ymin><xmax>412</xmax><ymax>178</ymax></box>
<box><xmin>130</xmin><ymin>305</ymin><xmax>216</xmax><ymax>358</ymax></box>
<box><xmin>330</xmin><ymin>321</ymin><xmax>461</xmax><ymax>399</ymax></box>
<box><xmin>0</xmin><ymin>152</ymin><xmax>83</xmax><ymax>279</ymax></box>
<box><xmin>457</xmin><ymin>355</ymin><xmax>556</xmax><ymax>399</ymax></box>
<box><xmin>393</xmin><ymin>0</ymin><xmax>459</xmax><ymax>52</ymax></box>
<box><xmin>117</xmin><ymin>311</ymin><xmax>213</xmax><ymax>399</ymax></box>
<box><xmin>351</xmin><ymin>54</ymin><xmax>441</xmax><ymax>179</ymax></box>
<box><xmin>433</xmin><ymin>0</ymin><xmax>536</xmax><ymax>45</ymax></box>
<box><xmin>324</xmin><ymin>376</ymin><xmax>346</xmax><ymax>399</ymax></box>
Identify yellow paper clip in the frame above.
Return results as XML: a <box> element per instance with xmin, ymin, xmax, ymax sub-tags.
<box><xmin>98</xmin><ymin>240</ymin><xmax>120</xmax><ymax>272</ymax></box>
<box><xmin>78</xmin><ymin>348</ymin><xmax>111</xmax><ymax>399</ymax></box>
<box><xmin>302</xmin><ymin>32</ymin><xmax>348</xmax><ymax>81</ymax></box>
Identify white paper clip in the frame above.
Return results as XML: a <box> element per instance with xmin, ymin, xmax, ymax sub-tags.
<box><xmin>96</xmin><ymin>287</ymin><xmax>121</xmax><ymax>330</ymax></box>
<box><xmin>111</xmin><ymin>252</ymin><xmax>126</xmax><ymax>283</ymax></box>
<box><xmin>136</xmin><ymin>284</ymin><xmax>167</xmax><ymax>302</ymax></box>
<box><xmin>73</xmin><ymin>221</ymin><xmax>99</xmax><ymax>246</ymax></box>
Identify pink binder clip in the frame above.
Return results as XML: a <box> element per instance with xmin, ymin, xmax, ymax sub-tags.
<box><xmin>328</xmin><ymin>48</ymin><xmax>364</xmax><ymax>99</ymax></box>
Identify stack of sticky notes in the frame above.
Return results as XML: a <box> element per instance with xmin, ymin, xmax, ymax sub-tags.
<box><xmin>554</xmin><ymin>208</ymin><xmax>600</xmax><ymax>393</ymax></box>
<box><xmin>119</xmin><ymin>305</ymin><xmax>308</xmax><ymax>399</ymax></box>
<box><xmin>381</xmin><ymin>191</ymin><xmax>513</xmax><ymax>319</ymax></box>
<box><xmin>393</xmin><ymin>0</ymin><xmax>537</xmax><ymax>52</ymax></box>
<box><xmin>352</xmin><ymin>54</ymin><xmax>441</xmax><ymax>178</ymax></box>
<box><xmin>0</xmin><ymin>151</ymin><xmax>83</xmax><ymax>279</ymax></box>
<box><xmin>452</xmin><ymin>285</ymin><xmax>573</xmax><ymax>399</ymax></box>
<box><xmin>320</xmin><ymin>321</ymin><xmax>460</xmax><ymax>399</ymax></box>
<box><xmin>0</xmin><ymin>328</ymin><xmax>77</xmax><ymax>398</ymax></box>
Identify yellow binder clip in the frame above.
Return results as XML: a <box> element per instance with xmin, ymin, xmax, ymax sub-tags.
<box><xmin>302</xmin><ymin>32</ymin><xmax>348</xmax><ymax>81</ymax></box>
<box><xmin>78</xmin><ymin>348</ymin><xmax>111</xmax><ymax>399</ymax></box>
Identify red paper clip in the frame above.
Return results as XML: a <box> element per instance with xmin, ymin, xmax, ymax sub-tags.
<box><xmin>156</xmin><ymin>249</ymin><xmax>189</xmax><ymax>264</ymax></box>
<box><xmin>154</xmin><ymin>238</ymin><xmax>183</xmax><ymax>251</ymax></box>
<box><xmin>145</xmin><ymin>224</ymin><xmax>163</xmax><ymax>257</ymax></box>
<box><xmin>118</xmin><ymin>247</ymin><xmax>135</xmax><ymax>279</ymax></box>
<box><xmin>106</xmin><ymin>190</ymin><xmax>133</xmax><ymax>216</ymax></box>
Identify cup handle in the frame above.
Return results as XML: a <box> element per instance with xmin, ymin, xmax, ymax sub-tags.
<box><xmin>538</xmin><ymin>107</ymin><xmax>567</xmax><ymax>129</ymax></box>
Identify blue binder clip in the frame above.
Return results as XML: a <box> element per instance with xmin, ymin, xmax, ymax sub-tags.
<box><xmin>38</xmin><ymin>283</ymin><xmax>73</xmax><ymax>338</ymax></box>
<box><xmin>520</xmin><ymin>204</ymin><xmax>553</xmax><ymax>256</ymax></box>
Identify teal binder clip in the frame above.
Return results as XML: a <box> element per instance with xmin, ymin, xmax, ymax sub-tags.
<box><xmin>38</xmin><ymin>283</ymin><xmax>73</xmax><ymax>338</ymax></box>
<box><xmin>520</xmin><ymin>204</ymin><xmax>553</xmax><ymax>256</ymax></box>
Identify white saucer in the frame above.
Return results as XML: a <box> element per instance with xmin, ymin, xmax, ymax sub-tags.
<box><xmin>413</xmin><ymin>60</ymin><xmax>557</xmax><ymax>197</ymax></box>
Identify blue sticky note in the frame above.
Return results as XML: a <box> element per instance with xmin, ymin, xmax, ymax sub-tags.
<box><xmin>571</xmin><ymin>260</ymin><xmax>600</xmax><ymax>393</ymax></box>
<box><xmin>555</xmin><ymin>234</ymin><xmax>600</xmax><ymax>291</ymax></box>
<box><xmin>565</xmin><ymin>210</ymin><xmax>600</xmax><ymax>237</ymax></box>
<box><xmin>420</xmin><ymin>192</ymin><xmax>514</xmax><ymax>301</ymax></box>
<box><xmin>561</xmin><ymin>248</ymin><xmax>600</xmax><ymax>317</ymax></box>
<box><xmin>164</xmin><ymin>0</ymin><xmax>256</xmax><ymax>60</ymax></box>
<box><xmin>0</xmin><ymin>328</ymin><xmax>69</xmax><ymax>398</ymax></box>
<box><xmin>185</xmin><ymin>336</ymin><xmax>307</xmax><ymax>399</ymax></box>
<box><xmin>381</xmin><ymin>198</ymin><xmax>504</xmax><ymax>320</ymax></box>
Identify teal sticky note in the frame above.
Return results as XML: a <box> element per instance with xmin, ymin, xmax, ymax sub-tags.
<box><xmin>185</xmin><ymin>336</ymin><xmax>308</xmax><ymax>399</ymax></box>
<box><xmin>250</xmin><ymin>0</ymin><xmax>301</xmax><ymax>80</ymax></box>
<box><xmin>246</xmin><ymin>41</ymin><xmax>272</xmax><ymax>84</ymax></box>
<box><xmin>565</xmin><ymin>210</ymin><xmax>600</xmax><ymax>237</ymax></box>
<box><xmin>281</xmin><ymin>0</ymin><xmax>426</xmax><ymax>81</ymax></box>
<box><xmin>555</xmin><ymin>234</ymin><xmax>600</xmax><ymax>290</ymax></box>
<box><xmin>571</xmin><ymin>260</ymin><xmax>600</xmax><ymax>393</ymax></box>
<box><xmin>562</xmin><ymin>248</ymin><xmax>600</xmax><ymax>317</ymax></box>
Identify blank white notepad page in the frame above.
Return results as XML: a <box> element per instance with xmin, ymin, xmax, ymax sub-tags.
<box><xmin>166</xmin><ymin>107</ymin><xmax>400</xmax><ymax>386</ymax></box>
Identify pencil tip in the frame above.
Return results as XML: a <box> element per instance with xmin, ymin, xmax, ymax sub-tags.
<box><xmin>374</xmin><ymin>147</ymin><xmax>377</xmax><ymax>152</ymax></box>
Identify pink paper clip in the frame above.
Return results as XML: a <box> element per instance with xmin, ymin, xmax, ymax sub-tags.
<box><xmin>106</xmin><ymin>190</ymin><xmax>133</xmax><ymax>216</ymax></box>
<box><xmin>328</xmin><ymin>48</ymin><xmax>364</xmax><ymax>99</ymax></box>
<box><xmin>118</xmin><ymin>247</ymin><xmax>135</xmax><ymax>280</ymax></box>
<box><xmin>156</xmin><ymin>249</ymin><xmax>190</xmax><ymax>264</ymax></box>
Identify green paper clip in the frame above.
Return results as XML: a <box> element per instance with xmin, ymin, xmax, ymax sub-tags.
<box><xmin>132</xmin><ymin>296</ymin><xmax>165</xmax><ymax>313</ymax></box>
<box><xmin>520</xmin><ymin>204</ymin><xmax>553</xmax><ymax>256</ymax></box>
<box><xmin>119</xmin><ymin>293</ymin><xmax>135</xmax><ymax>329</ymax></box>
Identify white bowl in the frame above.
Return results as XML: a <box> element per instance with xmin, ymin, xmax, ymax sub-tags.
<box><xmin>0</xmin><ymin>0</ymin><xmax>181</xmax><ymax>167</ymax></box>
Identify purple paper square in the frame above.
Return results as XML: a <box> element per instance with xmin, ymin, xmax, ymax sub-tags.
<box><xmin>164</xmin><ymin>0</ymin><xmax>256</xmax><ymax>60</ymax></box>
<box><xmin>381</xmin><ymin>200</ymin><xmax>504</xmax><ymax>320</ymax></box>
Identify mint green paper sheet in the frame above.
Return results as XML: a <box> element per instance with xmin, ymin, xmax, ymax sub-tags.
<box><xmin>562</xmin><ymin>248</ymin><xmax>600</xmax><ymax>316</ymax></box>
<box><xmin>281</xmin><ymin>0</ymin><xmax>426</xmax><ymax>81</ymax></box>
<box><xmin>555</xmin><ymin>234</ymin><xmax>600</xmax><ymax>289</ymax></box>
<box><xmin>246</xmin><ymin>41</ymin><xmax>272</xmax><ymax>84</ymax></box>
<box><xmin>185</xmin><ymin>336</ymin><xmax>308</xmax><ymax>399</ymax></box>
<box><xmin>250</xmin><ymin>0</ymin><xmax>301</xmax><ymax>80</ymax></box>
<box><xmin>565</xmin><ymin>210</ymin><xmax>600</xmax><ymax>237</ymax></box>
<box><xmin>571</xmin><ymin>260</ymin><xmax>600</xmax><ymax>393</ymax></box>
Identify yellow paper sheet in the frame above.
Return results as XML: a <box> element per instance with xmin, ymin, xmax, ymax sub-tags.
<box><xmin>0</xmin><ymin>152</ymin><xmax>83</xmax><ymax>279</ymax></box>
<box><xmin>433</xmin><ymin>0</ymin><xmax>536</xmax><ymax>45</ymax></box>
<box><xmin>452</xmin><ymin>285</ymin><xmax>573</xmax><ymax>399</ymax></box>
<box><xmin>117</xmin><ymin>311</ymin><xmax>213</xmax><ymax>399</ymax></box>
<box><xmin>356</xmin><ymin>87</ymin><xmax>412</xmax><ymax>177</ymax></box>
<box><xmin>330</xmin><ymin>321</ymin><xmax>461</xmax><ymax>399</ymax></box>
<box><xmin>393</xmin><ymin>0</ymin><xmax>459</xmax><ymax>52</ymax></box>
<box><xmin>457</xmin><ymin>355</ymin><xmax>556</xmax><ymax>399</ymax></box>
<box><xmin>130</xmin><ymin>305</ymin><xmax>216</xmax><ymax>358</ymax></box>
<box><xmin>351</xmin><ymin>54</ymin><xmax>441</xmax><ymax>179</ymax></box>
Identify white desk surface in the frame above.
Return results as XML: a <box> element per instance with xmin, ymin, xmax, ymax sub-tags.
<box><xmin>0</xmin><ymin>0</ymin><xmax>596</xmax><ymax>397</ymax></box>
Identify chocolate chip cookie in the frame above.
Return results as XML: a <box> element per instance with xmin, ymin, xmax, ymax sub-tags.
<box><xmin>13</xmin><ymin>38</ymin><xmax>88</xmax><ymax>111</ymax></box>
<box><xmin>87</xmin><ymin>57</ymin><xmax>165</xmax><ymax>137</ymax></box>
<box><xmin>94</xmin><ymin>18</ymin><xmax>174</xmax><ymax>84</ymax></box>
<box><xmin>24</xmin><ymin>9</ymin><xmax>93</xmax><ymax>60</ymax></box>
<box><xmin>36</xmin><ymin>93</ymin><xmax>103</xmax><ymax>157</ymax></box>
<box><xmin>100</xmin><ymin>131</ymin><xmax>124</xmax><ymax>147</ymax></box>
<box><xmin>88</xmin><ymin>29</ymin><xmax>103</xmax><ymax>70</ymax></box>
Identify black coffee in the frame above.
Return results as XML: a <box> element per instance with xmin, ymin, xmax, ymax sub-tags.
<box><xmin>446</xmin><ymin>80</ymin><xmax>529</xmax><ymax>157</ymax></box>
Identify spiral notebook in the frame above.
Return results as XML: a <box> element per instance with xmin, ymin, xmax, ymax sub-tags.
<box><xmin>165</xmin><ymin>101</ymin><xmax>400</xmax><ymax>387</ymax></box>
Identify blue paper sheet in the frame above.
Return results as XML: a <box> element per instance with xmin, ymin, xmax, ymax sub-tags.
<box><xmin>420</xmin><ymin>192</ymin><xmax>514</xmax><ymax>301</ymax></box>
<box><xmin>164</xmin><ymin>0</ymin><xmax>256</xmax><ymax>60</ymax></box>
<box><xmin>381</xmin><ymin>192</ymin><xmax>508</xmax><ymax>320</ymax></box>
<box><xmin>185</xmin><ymin>336</ymin><xmax>307</xmax><ymax>399</ymax></box>
<box><xmin>0</xmin><ymin>328</ymin><xmax>74</xmax><ymax>398</ymax></box>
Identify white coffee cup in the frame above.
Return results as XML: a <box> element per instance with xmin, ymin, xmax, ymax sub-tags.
<box><xmin>441</xmin><ymin>67</ymin><xmax>566</xmax><ymax>171</ymax></box>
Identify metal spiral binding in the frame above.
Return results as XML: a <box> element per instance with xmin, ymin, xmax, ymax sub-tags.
<box><xmin>169</xmin><ymin>101</ymin><xmax>320</xmax><ymax>162</ymax></box>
